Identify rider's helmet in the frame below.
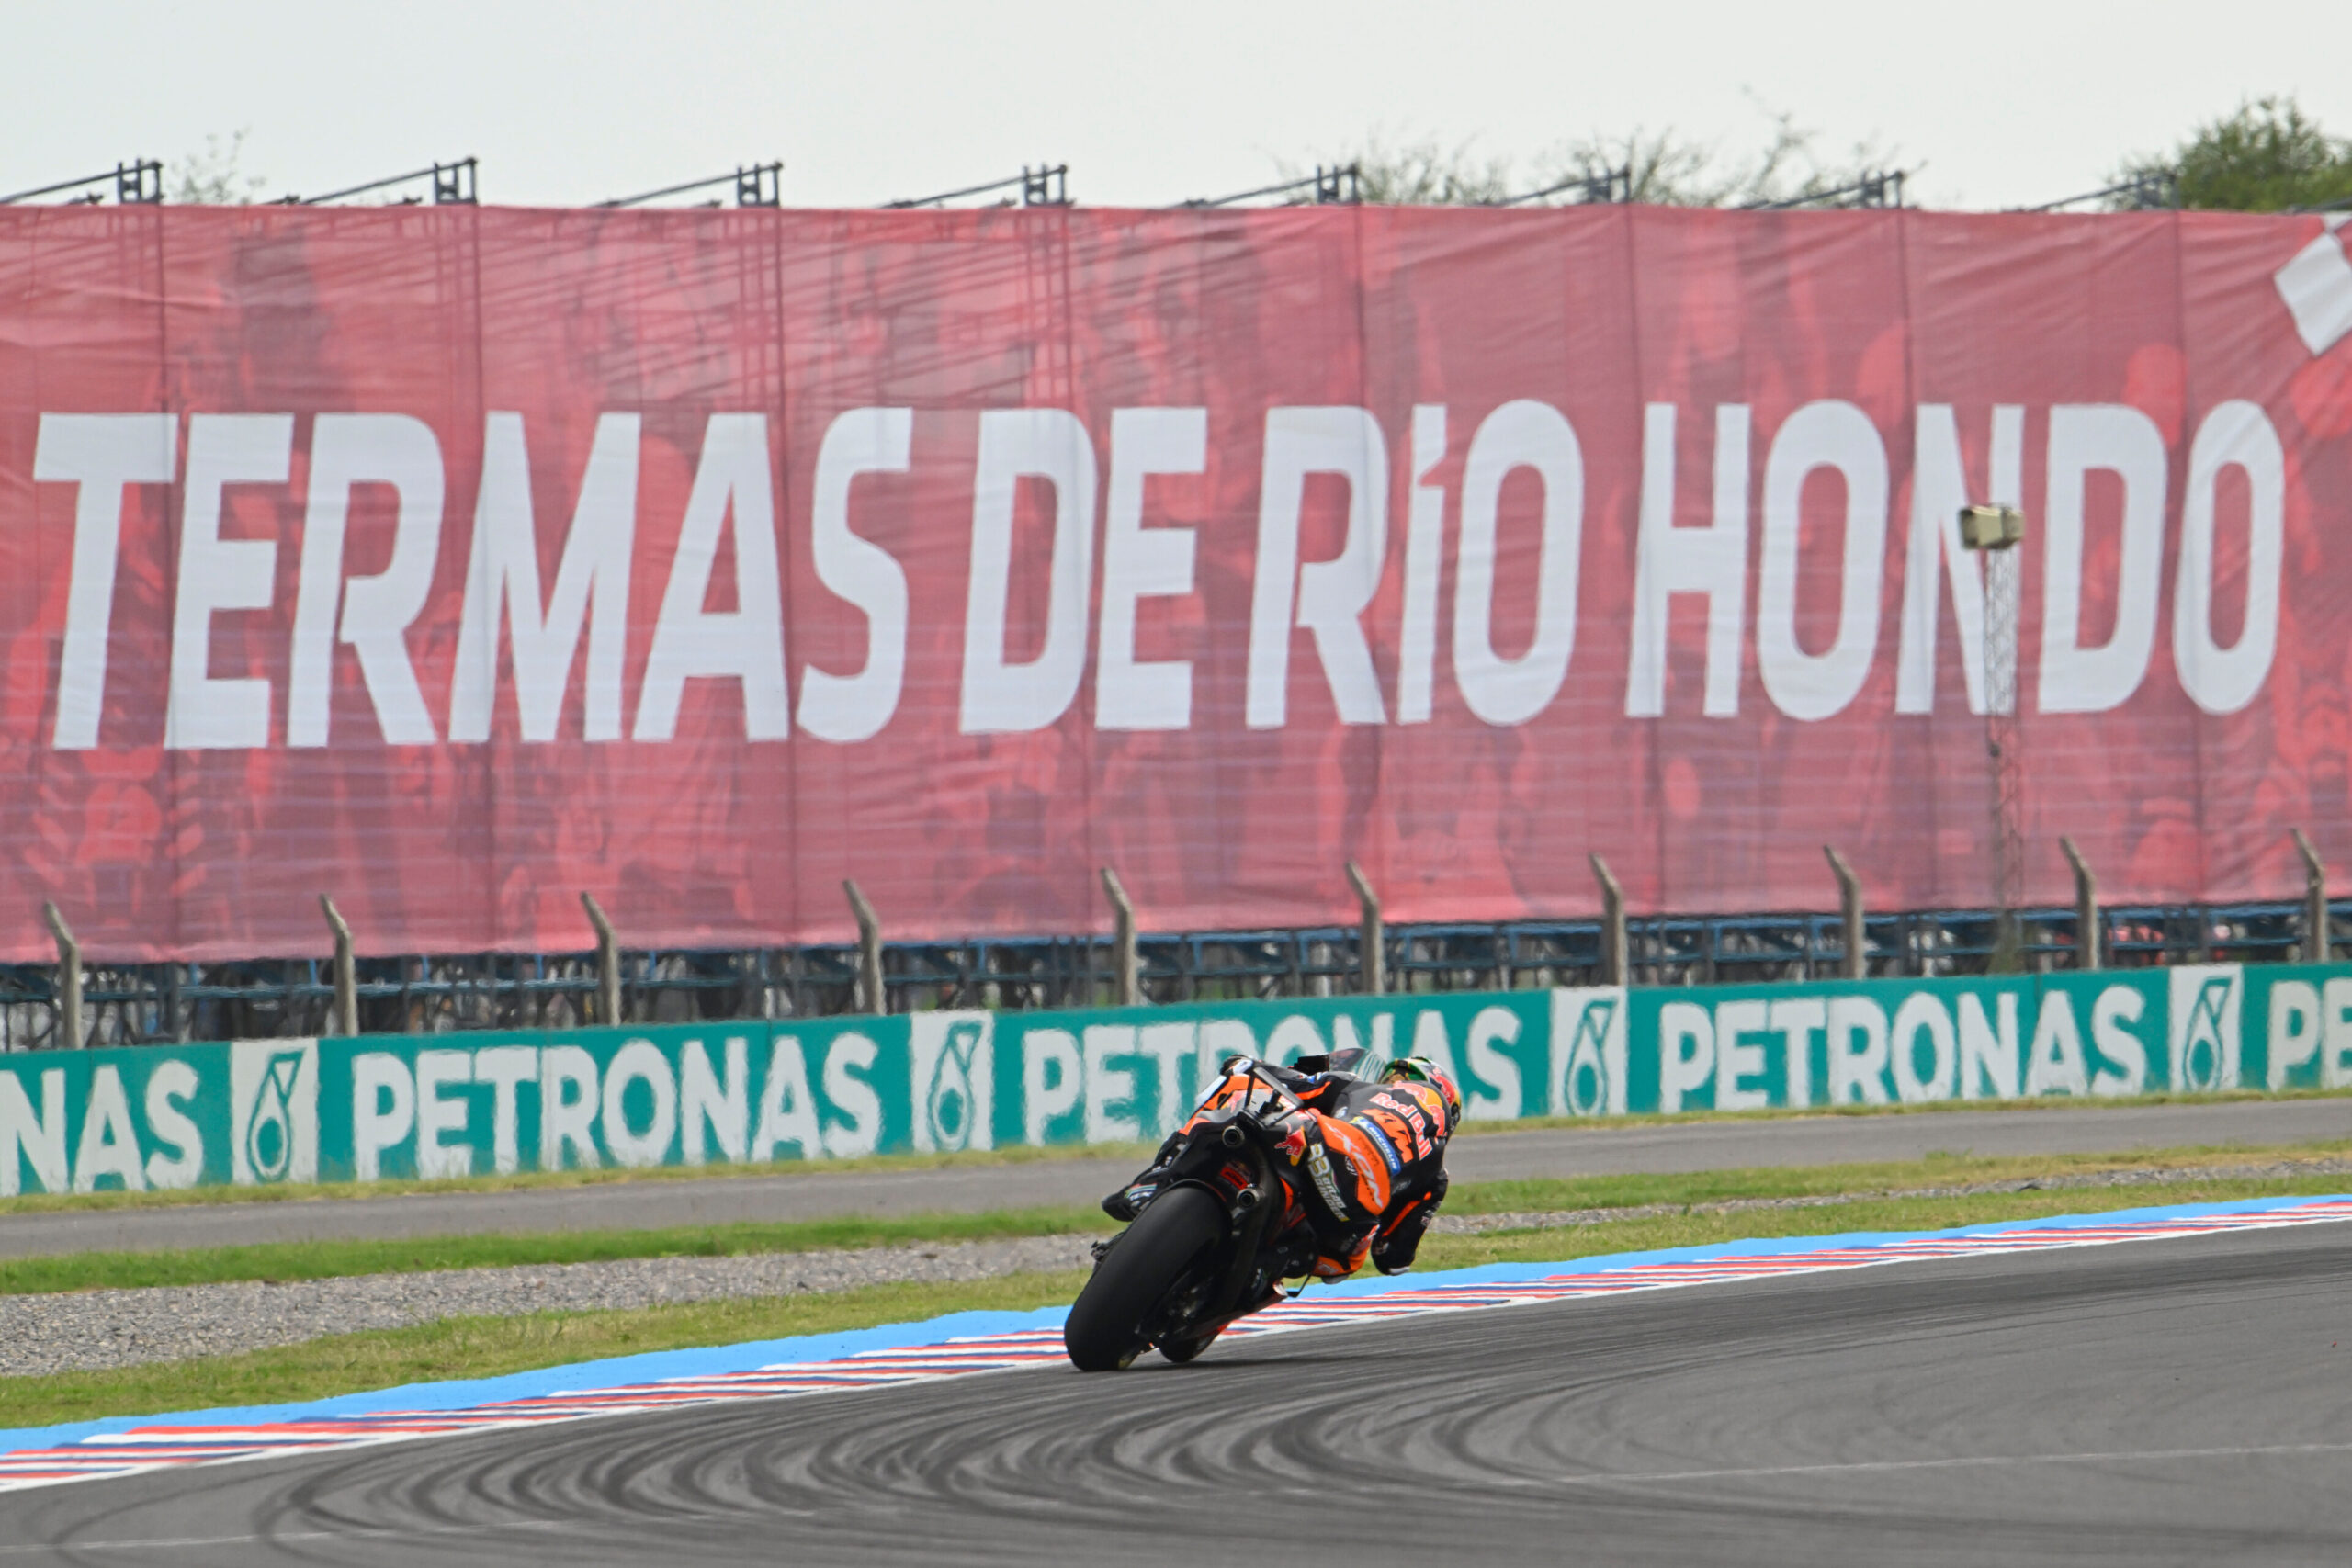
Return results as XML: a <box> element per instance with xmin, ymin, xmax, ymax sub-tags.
<box><xmin>1382</xmin><ymin>1055</ymin><xmax>1463</xmax><ymax>1130</ymax></box>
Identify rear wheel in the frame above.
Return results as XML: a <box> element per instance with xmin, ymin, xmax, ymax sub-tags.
<box><xmin>1158</xmin><ymin>1325</ymin><xmax>1222</xmax><ymax>1365</ymax></box>
<box><xmin>1064</xmin><ymin>1186</ymin><xmax>1225</xmax><ymax>1371</ymax></box>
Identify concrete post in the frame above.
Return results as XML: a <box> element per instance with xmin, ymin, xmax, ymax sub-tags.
<box><xmin>581</xmin><ymin>891</ymin><xmax>621</xmax><ymax>1026</ymax></box>
<box><xmin>1345</xmin><ymin>860</ymin><xmax>1385</xmax><ymax>995</ymax></box>
<box><xmin>2060</xmin><ymin>836</ymin><xmax>2099</xmax><ymax>970</ymax></box>
<box><xmin>1101</xmin><ymin>867</ymin><xmax>1139</xmax><ymax>1007</ymax></box>
<box><xmin>843</xmin><ymin>879</ymin><xmax>885</xmax><ymax>1015</ymax></box>
<box><xmin>2295</xmin><ymin>828</ymin><xmax>2330</xmax><ymax>964</ymax></box>
<box><xmin>41</xmin><ymin>901</ymin><xmax>82</xmax><ymax>1050</ymax></box>
<box><xmin>320</xmin><ymin>895</ymin><xmax>358</xmax><ymax>1036</ymax></box>
<box><xmin>1590</xmin><ymin>853</ymin><xmax>1628</xmax><ymax>987</ymax></box>
<box><xmin>1824</xmin><ymin>846</ymin><xmax>1865</xmax><ymax>980</ymax></box>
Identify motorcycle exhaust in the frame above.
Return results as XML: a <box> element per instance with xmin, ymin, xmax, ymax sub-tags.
<box><xmin>1233</xmin><ymin>1187</ymin><xmax>1261</xmax><ymax>1211</ymax></box>
<box><xmin>1219</xmin><ymin>1123</ymin><xmax>1247</xmax><ymax>1149</ymax></box>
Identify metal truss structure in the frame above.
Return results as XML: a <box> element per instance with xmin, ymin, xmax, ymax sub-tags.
<box><xmin>0</xmin><ymin>897</ymin><xmax>2332</xmax><ymax>1051</ymax></box>
<box><xmin>0</xmin><ymin>161</ymin><xmax>163</xmax><ymax>208</ymax></box>
<box><xmin>4</xmin><ymin>152</ymin><xmax>2254</xmax><ymax>223</ymax></box>
<box><xmin>598</xmin><ymin>162</ymin><xmax>782</xmax><ymax>209</ymax></box>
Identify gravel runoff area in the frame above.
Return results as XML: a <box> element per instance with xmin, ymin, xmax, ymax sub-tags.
<box><xmin>9</xmin><ymin>1157</ymin><xmax>2351</xmax><ymax>1381</ymax></box>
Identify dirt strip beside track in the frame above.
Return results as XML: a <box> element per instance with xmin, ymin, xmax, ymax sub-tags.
<box><xmin>2</xmin><ymin>1097</ymin><xmax>2346</xmax><ymax>1259</ymax></box>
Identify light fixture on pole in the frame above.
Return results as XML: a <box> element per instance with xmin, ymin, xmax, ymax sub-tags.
<box><xmin>1961</xmin><ymin>502</ymin><xmax>2027</xmax><ymax>969</ymax></box>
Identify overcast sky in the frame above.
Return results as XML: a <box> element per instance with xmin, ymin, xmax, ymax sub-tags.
<box><xmin>7</xmin><ymin>1</ymin><xmax>2351</xmax><ymax>213</ymax></box>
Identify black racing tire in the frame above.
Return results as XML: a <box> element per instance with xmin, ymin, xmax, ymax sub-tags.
<box><xmin>1158</xmin><ymin>1325</ymin><xmax>1221</xmax><ymax>1365</ymax></box>
<box><xmin>1063</xmin><ymin>1186</ymin><xmax>1226</xmax><ymax>1372</ymax></box>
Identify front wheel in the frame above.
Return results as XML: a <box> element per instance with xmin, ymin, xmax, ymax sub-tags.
<box><xmin>1064</xmin><ymin>1186</ymin><xmax>1225</xmax><ymax>1371</ymax></box>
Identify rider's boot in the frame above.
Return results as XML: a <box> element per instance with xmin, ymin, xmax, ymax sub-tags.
<box><xmin>1101</xmin><ymin>1176</ymin><xmax>1160</xmax><ymax>1222</ymax></box>
<box><xmin>1100</xmin><ymin>1135</ymin><xmax>1183</xmax><ymax>1220</ymax></box>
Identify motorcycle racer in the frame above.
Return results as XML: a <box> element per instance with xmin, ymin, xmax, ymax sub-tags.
<box><xmin>1105</xmin><ymin>1053</ymin><xmax>1462</xmax><ymax>1281</ymax></box>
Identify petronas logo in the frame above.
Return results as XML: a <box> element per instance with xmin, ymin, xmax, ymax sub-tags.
<box><xmin>2178</xmin><ymin>976</ymin><xmax>2234</xmax><ymax>1091</ymax></box>
<box><xmin>1547</xmin><ymin>987</ymin><xmax>1629</xmax><ymax>1118</ymax></box>
<box><xmin>1562</xmin><ymin>997</ymin><xmax>1618</xmax><ymax>1117</ymax></box>
<box><xmin>925</xmin><ymin>1021</ymin><xmax>985</xmax><ymax>1153</ymax></box>
<box><xmin>244</xmin><ymin>1051</ymin><xmax>305</xmax><ymax>1183</ymax></box>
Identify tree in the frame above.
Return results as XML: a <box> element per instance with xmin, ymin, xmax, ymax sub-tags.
<box><xmin>169</xmin><ymin>130</ymin><xmax>268</xmax><ymax>205</ymax></box>
<box><xmin>1272</xmin><ymin>133</ymin><xmax>1513</xmax><ymax>205</ymax></box>
<box><xmin>1333</xmin><ymin>135</ymin><xmax>1516</xmax><ymax>205</ymax></box>
<box><xmin>1292</xmin><ymin>105</ymin><xmax>1903</xmax><ymax>209</ymax></box>
<box><xmin>1535</xmin><ymin>112</ymin><xmax>1897</xmax><ymax>208</ymax></box>
<box><xmin>2113</xmin><ymin>96</ymin><xmax>2352</xmax><ymax>211</ymax></box>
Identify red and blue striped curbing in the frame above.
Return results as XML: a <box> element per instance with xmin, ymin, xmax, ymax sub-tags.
<box><xmin>5</xmin><ymin>1192</ymin><xmax>2347</xmax><ymax>1493</ymax></box>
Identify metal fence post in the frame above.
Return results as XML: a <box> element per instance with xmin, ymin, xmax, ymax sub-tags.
<box><xmin>1590</xmin><ymin>853</ymin><xmax>1627</xmax><ymax>987</ymax></box>
<box><xmin>41</xmin><ymin>901</ymin><xmax>82</xmax><ymax>1050</ymax></box>
<box><xmin>1824</xmin><ymin>846</ymin><xmax>1865</xmax><ymax>980</ymax></box>
<box><xmin>1345</xmin><ymin>860</ymin><xmax>1385</xmax><ymax>995</ymax></box>
<box><xmin>320</xmin><ymin>895</ymin><xmax>358</xmax><ymax>1036</ymax></box>
<box><xmin>2059</xmin><ymin>836</ymin><xmax>2099</xmax><ymax>970</ymax></box>
<box><xmin>1101</xmin><ymin>867</ymin><xmax>1139</xmax><ymax>1007</ymax></box>
<box><xmin>843</xmin><ymin>879</ymin><xmax>885</xmax><ymax>1015</ymax></box>
<box><xmin>581</xmin><ymin>892</ymin><xmax>621</xmax><ymax>1025</ymax></box>
<box><xmin>2295</xmin><ymin>828</ymin><xmax>2331</xmax><ymax>964</ymax></box>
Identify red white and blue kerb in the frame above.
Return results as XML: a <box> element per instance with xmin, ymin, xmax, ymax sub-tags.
<box><xmin>3</xmin><ymin>1193</ymin><xmax>2344</xmax><ymax>1493</ymax></box>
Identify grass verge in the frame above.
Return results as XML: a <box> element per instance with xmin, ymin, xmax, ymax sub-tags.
<box><xmin>8</xmin><ymin>1082</ymin><xmax>2348</xmax><ymax>1220</ymax></box>
<box><xmin>9</xmin><ymin>1138</ymin><xmax>2352</xmax><ymax>1298</ymax></box>
<box><xmin>0</xmin><ymin>1271</ymin><xmax>1092</xmax><ymax>1433</ymax></box>
<box><xmin>0</xmin><ymin>1205</ymin><xmax>1118</xmax><ymax>1297</ymax></box>
<box><xmin>11</xmin><ymin>1168</ymin><xmax>2350</xmax><ymax>1431</ymax></box>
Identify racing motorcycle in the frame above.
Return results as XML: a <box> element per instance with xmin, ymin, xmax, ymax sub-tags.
<box><xmin>1062</xmin><ymin>1050</ymin><xmax>1359</xmax><ymax>1371</ymax></box>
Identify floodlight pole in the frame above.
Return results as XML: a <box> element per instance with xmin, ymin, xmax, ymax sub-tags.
<box><xmin>1962</xmin><ymin>504</ymin><xmax>2027</xmax><ymax>971</ymax></box>
<box><xmin>1825</xmin><ymin>846</ymin><xmax>1866</xmax><ymax>980</ymax></box>
<box><xmin>1345</xmin><ymin>860</ymin><xmax>1385</xmax><ymax>996</ymax></box>
<box><xmin>2060</xmin><ymin>838</ymin><xmax>2099</xmax><ymax>970</ymax></box>
<box><xmin>843</xmin><ymin>879</ymin><xmax>885</xmax><ymax>1015</ymax></box>
<box><xmin>1590</xmin><ymin>853</ymin><xmax>1628</xmax><ymax>987</ymax></box>
<box><xmin>42</xmin><ymin>901</ymin><xmax>83</xmax><ymax>1049</ymax></box>
<box><xmin>1101</xmin><ymin>867</ymin><xmax>1139</xmax><ymax>1007</ymax></box>
<box><xmin>581</xmin><ymin>892</ymin><xmax>621</xmax><ymax>1025</ymax></box>
<box><xmin>321</xmin><ymin>895</ymin><xmax>358</xmax><ymax>1035</ymax></box>
<box><xmin>2294</xmin><ymin>828</ymin><xmax>2331</xmax><ymax>963</ymax></box>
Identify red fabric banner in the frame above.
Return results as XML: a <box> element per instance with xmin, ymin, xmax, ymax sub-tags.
<box><xmin>2</xmin><ymin>204</ymin><xmax>2348</xmax><ymax>961</ymax></box>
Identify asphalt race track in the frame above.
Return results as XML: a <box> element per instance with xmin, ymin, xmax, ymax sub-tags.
<box><xmin>10</xmin><ymin>1218</ymin><xmax>2352</xmax><ymax>1563</ymax></box>
<box><xmin>6</xmin><ymin>1095</ymin><xmax>2348</xmax><ymax>1259</ymax></box>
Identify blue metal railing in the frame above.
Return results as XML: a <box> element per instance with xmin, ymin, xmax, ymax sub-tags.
<box><xmin>1</xmin><ymin>897</ymin><xmax>2335</xmax><ymax>1050</ymax></box>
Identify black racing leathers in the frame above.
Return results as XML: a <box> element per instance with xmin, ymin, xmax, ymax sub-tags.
<box><xmin>1105</xmin><ymin>1061</ymin><xmax>1454</xmax><ymax>1280</ymax></box>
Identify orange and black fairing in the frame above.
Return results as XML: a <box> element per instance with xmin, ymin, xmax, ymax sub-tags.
<box><xmin>1179</xmin><ymin>1069</ymin><xmax>1258</xmax><ymax>1134</ymax></box>
<box><xmin>1317</xmin><ymin>1117</ymin><xmax>1394</xmax><ymax>1215</ymax></box>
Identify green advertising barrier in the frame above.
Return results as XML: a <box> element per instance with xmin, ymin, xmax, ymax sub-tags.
<box><xmin>3</xmin><ymin>964</ymin><xmax>2347</xmax><ymax>1195</ymax></box>
<box><xmin>1548</xmin><ymin>964</ymin><xmax>2291</xmax><ymax>1115</ymax></box>
<box><xmin>0</xmin><ymin>990</ymin><xmax>1546</xmax><ymax>1193</ymax></box>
